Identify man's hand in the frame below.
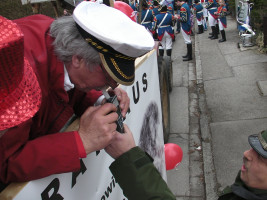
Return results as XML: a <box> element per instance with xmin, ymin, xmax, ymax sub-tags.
<box><xmin>105</xmin><ymin>124</ymin><xmax>136</xmax><ymax>159</ymax></box>
<box><xmin>110</xmin><ymin>87</ymin><xmax>130</xmax><ymax>117</ymax></box>
<box><xmin>78</xmin><ymin>103</ymin><xmax>118</xmax><ymax>154</ymax></box>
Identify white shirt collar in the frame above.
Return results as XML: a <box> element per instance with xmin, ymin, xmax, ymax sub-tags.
<box><xmin>64</xmin><ymin>65</ymin><xmax>75</xmax><ymax>91</ymax></box>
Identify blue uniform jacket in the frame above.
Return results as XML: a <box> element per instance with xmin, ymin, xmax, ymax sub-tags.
<box><xmin>217</xmin><ymin>5</ymin><xmax>227</xmax><ymax>28</ymax></box>
<box><xmin>206</xmin><ymin>0</ymin><xmax>218</xmax><ymax>17</ymax></box>
<box><xmin>193</xmin><ymin>3</ymin><xmax>204</xmax><ymax>21</ymax></box>
<box><xmin>153</xmin><ymin>6</ymin><xmax>160</xmax><ymax>16</ymax></box>
<box><xmin>179</xmin><ymin>2</ymin><xmax>191</xmax><ymax>34</ymax></box>
<box><xmin>155</xmin><ymin>12</ymin><xmax>175</xmax><ymax>41</ymax></box>
<box><xmin>141</xmin><ymin>8</ymin><xmax>155</xmax><ymax>32</ymax></box>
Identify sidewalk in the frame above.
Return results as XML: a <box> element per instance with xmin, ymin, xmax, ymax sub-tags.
<box><xmin>197</xmin><ymin>15</ymin><xmax>267</xmax><ymax>199</ymax></box>
<box><xmin>166</xmin><ymin>19</ymin><xmax>205</xmax><ymax>199</ymax></box>
<box><xmin>166</xmin><ymin>15</ymin><xmax>267</xmax><ymax>200</ymax></box>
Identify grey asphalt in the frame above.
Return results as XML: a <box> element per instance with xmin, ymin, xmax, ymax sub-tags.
<box><xmin>166</xmin><ymin>15</ymin><xmax>267</xmax><ymax>200</ymax></box>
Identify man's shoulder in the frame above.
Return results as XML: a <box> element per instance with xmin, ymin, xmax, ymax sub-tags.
<box><xmin>218</xmin><ymin>186</ymin><xmax>245</xmax><ymax>200</ymax></box>
<box><xmin>14</xmin><ymin>14</ymin><xmax>54</xmax><ymax>26</ymax></box>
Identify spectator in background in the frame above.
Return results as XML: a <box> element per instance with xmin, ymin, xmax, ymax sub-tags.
<box><xmin>0</xmin><ymin>1</ymin><xmax>154</xmax><ymax>188</ymax></box>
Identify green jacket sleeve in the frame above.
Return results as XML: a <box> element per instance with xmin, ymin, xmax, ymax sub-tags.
<box><xmin>109</xmin><ymin>147</ymin><xmax>176</xmax><ymax>200</ymax></box>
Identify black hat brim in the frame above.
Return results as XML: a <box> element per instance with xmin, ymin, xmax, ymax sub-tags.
<box><xmin>100</xmin><ymin>53</ymin><xmax>135</xmax><ymax>86</ymax></box>
<box><xmin>248</xmin><ymin>134</ymin><xmax>267</xmax><ymax>159</ymax></box>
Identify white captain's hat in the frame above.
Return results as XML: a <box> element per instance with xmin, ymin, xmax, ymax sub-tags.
<box><xmin>73</xmin><ymin>1</ymin><xmax>155</xmax><ymax>85</ymax></box>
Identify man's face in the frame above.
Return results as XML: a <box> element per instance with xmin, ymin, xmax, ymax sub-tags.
<box><xmin>67</xmin><ymin>59</ymin><xmax>118</xmax><ymax>92</ymax></box>
<box><xmin>241</xmin><ymin>148</ymin><xmax>267</xmax><ymax>189</ymax></box>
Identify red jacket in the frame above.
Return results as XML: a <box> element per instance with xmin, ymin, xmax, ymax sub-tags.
<box><xmin>0</xmin><ymin>15</ymin><xmax>102</xmax><ymax>184</ymax></box>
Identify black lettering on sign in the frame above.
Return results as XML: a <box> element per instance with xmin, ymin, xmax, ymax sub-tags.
<box><xmin>132</xmin><ymin>73</ymin><xmax>149</xmax><ymax>104</ymax></box>
<box><xmin>100</xmin><ymin>176</ymin><xmax>117</xmax><ymax>200</ymax></box>
<box><xmin>41</xmin><ymin>178</ymin><xmax>64</xmax><ymax>200</ymax></box>
<box><xmin>132</xmin><ymin>81</ymin><xmax>140</xmax><ymax>104</ymax></box>
<box><xmin>142</xmin><ymin>73</ymin><xmax>148</xmax><ymax>92</ymax></box>
<box><xmin>71</xmin><ymin>159</ymin><xmax>87</xmax><ymax>188</ymax></box>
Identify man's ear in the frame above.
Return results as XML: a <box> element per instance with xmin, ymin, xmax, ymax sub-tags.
<box><xmin>72</xmin><ymin>55</ymin><xmax>83</xmax><ymax>68</ymax></box>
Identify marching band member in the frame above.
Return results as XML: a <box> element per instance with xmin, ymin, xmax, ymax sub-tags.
<box><xmin>215</xmin><ymin>0</ymin><xmax>227</xmax><ymax>42</ymax></box>
<box><xmin>176</xmin><ymin>0</ymin><xmax>192</xmax><ymax>61</ymax></box>
<box><xmin>154</xmin><ymin>2</ymin><xmax>175</xmax><ymax>57</ymax></box>
<box><xmin>141</xmin><ymin>0</ymin><xmax>156</xmax><ymax>36</ymax></box>
<box><xmin>193</xmin><ymin>0</ymin><xmax>204</xmax><ymax>34</ymax></box>
<box><xmin>206</xmin><ymin>0</ymin><xmax>219</xmax><ymax>39</ymax></box>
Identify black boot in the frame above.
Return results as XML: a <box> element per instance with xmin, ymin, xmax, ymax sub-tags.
<box><xmin>219</xmin><ymin>30</ymin><xmax>226</xmax><ymax>42</ymax></box>
<box><xmin>200</xmin><ymin>24</ymin><xmax>204</xmax><ymax>33</ymax></box>
<box><xmin>197</xmin><ymin>25</ymin><xmax>202</xmax><ymax>34</ymax></box>
<box><xmin>166</xmin><ymin>49</ymin><xmax>172</xmax><ymax>56</ymax></box>
<box><xmin>210</xmin><ymin>26</ymin><xmax>218</xmax><ymax>39</ymax></box>
<box><xmin>183</xmin><ymin>44</ymin><xmax>192</xmax><ymax>61</ymax></box>
<box><xmin>159</xmin><ymin>49</ymin><xmax>164</xmax><ymax>56</ymax></box>
<box><xmin>208</xmin><ymin>26</ymin><xmax>215</xmax><ymax>38</ymax></box>
<box><xmin>215</xmin><ymin>24</ymin><xmax>219</xmax><ymax>35</ymax></box>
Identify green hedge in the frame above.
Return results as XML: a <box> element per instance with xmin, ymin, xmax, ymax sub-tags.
<box><xmin>228</xmin><ymin>0</ymin><xmax>267</xmax><ymax>32</ymax></box>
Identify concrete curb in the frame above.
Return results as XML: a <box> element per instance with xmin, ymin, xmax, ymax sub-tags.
<box><xmin>194</xmin><ymin>25</ymin><xmax>219</xmax><ymax>200</ymax></box>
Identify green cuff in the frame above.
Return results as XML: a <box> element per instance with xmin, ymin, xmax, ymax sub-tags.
<box><xmin>110</xmin><ymin>146</ymin><xmax>153</xmax><ymax>172</ymax></box>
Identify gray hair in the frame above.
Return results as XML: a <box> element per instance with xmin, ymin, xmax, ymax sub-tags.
<box><xmin>50</xmin><ymin>16</ymin><xmax>101</xmax><ymax>69</ymax></box>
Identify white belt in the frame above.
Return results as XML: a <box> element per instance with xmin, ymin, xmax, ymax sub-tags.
<box><xmin>158</xmin><ymin>25</ymin><xmax>170</xmax><ymax>28</ymax></box>
<box><xmin>141</xmin><ymin>21</ymin><xmax>151</xmax><ymax>24</ymax></box>
<box><xmin>208</xmin><ymin>7</ymin><xmax>217</xmax><ymax>10</ymax></box>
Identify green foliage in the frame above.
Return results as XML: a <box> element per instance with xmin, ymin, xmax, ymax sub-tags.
<box><xmin>249</xmin><ymin>0</ymin><xmax>267</xmax><ymax>31</ymax></box>
<box><xmin>227</xmin><ymin>0</ymin><xmax>236</xmax><ymax>15</ymax></box>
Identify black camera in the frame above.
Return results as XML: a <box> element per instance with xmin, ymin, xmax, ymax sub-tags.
<box><xmin>106</xmin><ymin>95</ymin><xmax>125</xmax><ymax>133</ymax></box>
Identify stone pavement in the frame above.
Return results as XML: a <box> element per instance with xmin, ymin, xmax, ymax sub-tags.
<box><xmin>166</xmin><ymin>15</ymin><xmax>267</xmax><ymax>200</ymax></box>
<box><xmin>166</xmin><ymin>19</ymin><xmax>205</xmax><ymax>199</ymax></box>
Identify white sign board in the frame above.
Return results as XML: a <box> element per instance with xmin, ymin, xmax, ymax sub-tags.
<box><xmin>10</xmin><ymin>50</ymin><xmax>166</xmax><ymax>200</ymax></box>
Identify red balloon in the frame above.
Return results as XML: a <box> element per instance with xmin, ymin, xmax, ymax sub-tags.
<box><xmin>164</xmin><ymin>143</ymin><xmax>183</xmax><ymax>170</ymax></box>
<box><xmin>114</xmin><ymin>1</ymin><xmax>137</xmax><ymax>22</ymax></box>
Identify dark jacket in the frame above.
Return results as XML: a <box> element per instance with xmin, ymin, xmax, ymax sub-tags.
<box><xmin>110</xmin><ymin>147</ymin><xmax>267</xmax><ymax>200</ymax></box>
<box><xmin>109</xmin><ymin>147</ymin><xmax>176</xmax><ymax>200</ymax></box>
<box><xmin>218</xmin><ymin>171</ymin><xmax>267</xmax><ymax>200</ymax></box>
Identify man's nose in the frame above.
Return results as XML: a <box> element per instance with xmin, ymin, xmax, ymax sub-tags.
<box><xmin>244</xmin><ymin>148</ymin><xmax>255</xmax><ymax>160</ymax></box>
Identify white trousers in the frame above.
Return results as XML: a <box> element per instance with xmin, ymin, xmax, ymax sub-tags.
<box><xmin>203</xmin><ymin>7</ymin><xmax>208</xmax><ymax>17</ymax></box>
<box><xmin>197</xmin><ymin>18</ymin><xmax>203</xmax><ymax>26</ymax></box>
<box><xmin>208</xmin><ymin>13</ymin><xmax>217</xmax><ymax>26</ymax></box>
<box><xmin>159</xmin><ymin>32</ymin><xmax>173</xmax><ymax>50</ymax></box>
<box><xmin>181</xmin><ymin>28</ymin><xmax>192</xmax><ymax>44</ymax></box>
<box><xmin>218</xmin><ymin>19</ymin><xmax>224</xmax><ymax>31</ymax></box>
